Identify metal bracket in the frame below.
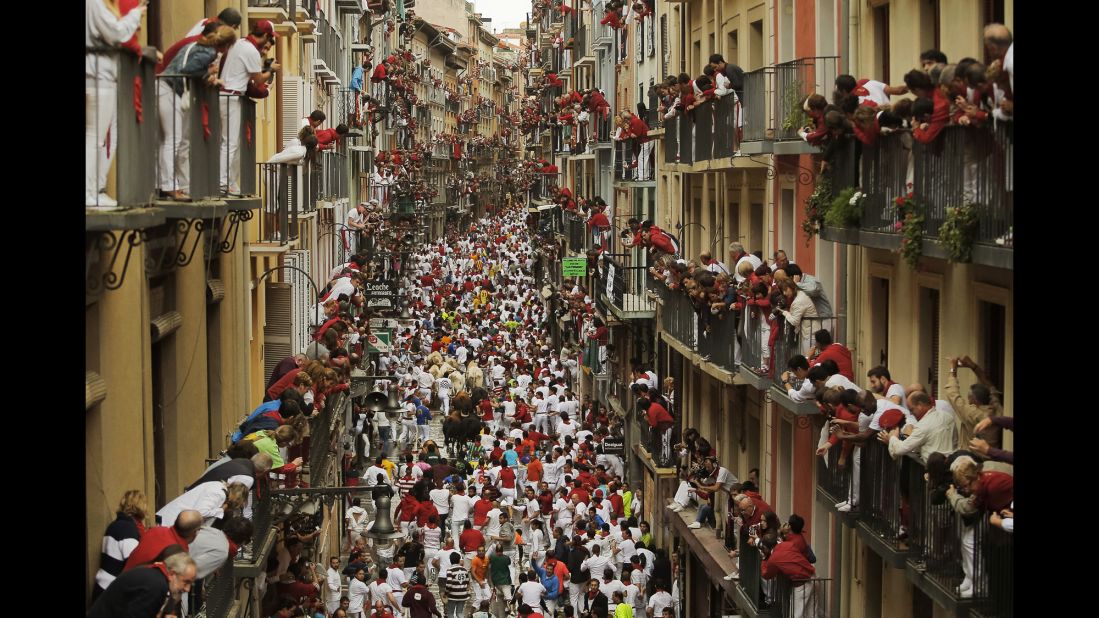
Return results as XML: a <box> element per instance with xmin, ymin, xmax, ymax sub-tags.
<box><xmin>86</xmin><ymin>229</ymin><xmax>144</xmax><ymax>298</ymax></box>
<box><xmin>218</xmin><ymin>209</ymin><xmax>254</xmax><ymax>254</ymax></box>
<box><xmin>749</xmin><ymin>154</ymin><xmax>818</xmax><ymax>185</ymax></box>
<box><xmin>174</xmin><ymin>218</ymin><xmax>207</xmax><ymax>267</ymax></box>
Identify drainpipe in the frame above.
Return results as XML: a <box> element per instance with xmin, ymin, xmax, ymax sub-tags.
<box><xmin>838</xmin><ymin>0</ymin><xmax>853</xmax><ymax>346</ymax></box>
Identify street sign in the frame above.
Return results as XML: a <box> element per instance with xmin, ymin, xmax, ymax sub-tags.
<box><xmin>363</xmin><ymin>280</ymin><xmax>399</xmax><ymax>311</ymax></box>
<box><xmin>369</xmin><ymin>318</ymin><xmax>400</xmax><ymax>330</ymax></box>
<box><xmin>365</xmin><ymin>331</ymin><xmax>392</xmax><ymax>353</ymax></box>
<box><xmin>600</xmin><ymin>437</ymin><xmax>625</xmax><ymax>456</ymax></box>
<box><xmin>562</xmin><ymin>256</ymin><xmax>587</xmax><ymax>277</ymax></box>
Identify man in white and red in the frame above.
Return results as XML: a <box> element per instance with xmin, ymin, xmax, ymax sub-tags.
<box><xmin>760</xmin><ymin>534</ymin><xmax>815</xmax><ymax>599</ymax></box>
<box><xmin>618</xmin><ymin>110</ymin><xmax>653</xmax><ymax>181</ymax></box>
<box><xmin>218</xmin><ymin>19</ymin><xmax>278</xmax><ymax>194</ymax></box>
<box><xmin>834</xmin><ymin>74</ymin><xmax>908</xmax><ymax>107</ymax></box>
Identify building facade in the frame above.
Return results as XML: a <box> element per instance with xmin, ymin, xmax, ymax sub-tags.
<box><xmin>528</xmin><ymin>0</ymin><xmax>1013</xmax><ymax>616</ymax></box>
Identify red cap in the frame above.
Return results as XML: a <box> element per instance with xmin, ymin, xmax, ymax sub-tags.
<box><xmin>878</xmin><ymin>409</ymin><xmax>905</xmax><ymax>431</ymax></box>
<box><xmin>254</xmin><ymin>19</ymin><xmax>277</xmax><ymax>39</ymax></box>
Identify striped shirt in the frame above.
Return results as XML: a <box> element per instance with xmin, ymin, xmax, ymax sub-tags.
<box><xmin>421</xmin><ymin>525</ymin><xmax>443</xmax><ymax>551</ymax></box>
<box><xmin>443</xmin><ymin>565</ymin><xmax>470</xmax><ymax>600</ymax></box>
<box><xmin>94</xmin><ymin>513</ymin><xmax>144</xmax><ymax>591</ymax></box>
<box><xmin>397</xmin><ymin>475</ymin><xmax>417</xmax><ymax>496</ymax></box>
<box><xmin>436</xmin><ymin>378</ymin><xmax>453</xmax><ymax>395</ymax></box>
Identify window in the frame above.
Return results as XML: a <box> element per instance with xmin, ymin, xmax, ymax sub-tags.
<box><xmin>874</xmin><ymin>4</ymin><xmax>890</xmax><ymax>83</ymax></box>
<box><xmin>780</xmin><ymin>188</ymin><xmax>795</xmax><ymax>258</ymax></box>
<box><xmin>978</xmin><ymin>300</ymin><xmax>1006</xmax><ymax>392</ymax></box>
<box><xmin>749</xmin><ymin>20</ymin><xmax>764</xmax><ymax>71</ymax></box>
<box><xmin>780</xmin><ymin>0</ymin><xmax>794</xmax><ymax>63</ymax></box>
<box><xmin>777</xmin><ymin>417</ymin><xmax>793</xmax><ymax>517</ymax></box>
<box><xmin>818</xmin><ymin>0</ymin><xmax>836</xmax><ymax>56</ymax></box>
<box><xmin>750</xmin><ymin>202</ymin><xmax>764</xmax><ymax>256</ymax></box>
<box><xmin>918</xmin><ymin>286</ymin><xmax>941</xmax><ymax>397</ymax></box>
<box><xmin>727</xmin><ymin>30</ymin><xmax>739</xmax><ymax>66</ymax></box>
<box><xmin>661</xmin><ymin>14</ymin><xmax>669</xmax><ymax>77</ymax></box>
<box><xmin>870</xmin><ymin>276</ymin><xmax>890</xmax><ymax>367</ymax></box>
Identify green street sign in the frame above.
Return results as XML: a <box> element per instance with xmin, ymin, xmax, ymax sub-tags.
<box><xmin>365</xmin><ymin>331</ymin><xmax>392</xmax><ymax>353</ymax></box>
<box><xmin>562</xmin><ymin>257</ymin><xmax>587</xmax><ymax>277</ymax></box>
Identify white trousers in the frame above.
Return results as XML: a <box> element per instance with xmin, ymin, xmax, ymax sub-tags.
<box><xmin>439</xmin><ymin>392</ymin><xmax>451</xmax><ymax>415</ymax></box>
<box><xmin>157</xmin><ymin>84</ymin><xmax>190</xmax><ymax>193</ymax></box>
<box><xmin>960</xmin><ymin>524</ymin><xmax>976</xmax><ymax>589</ymax></box>
<box><xmin>568</xmin><ymin>581</ymin><xmax>587</xmax><ymax>611</ymax></box>
<box><xmin>791</xmin><ymin>581</ymin><xmax>815</xmax><ymax>618</ymax></box>
<box><xmin>673</xmin><ymin>480</ymin><xmax>694</xmax><ymax>507</ymax></box>
<box><xmin>219</xmin><ymin>95</ymin><xmax>242</xmax><ymax>194</ymax></box>
<box><xmin>637</xmin><ymin>140</ymin><xmax>654</xmax><ymax>180</ymax></box>
<box><xmin>86</xmin><ymin>83</ymin><xmax>117</xmax><ymax>204</ymax></box>
<box><xmin>850</xmin><ymin>446</ymin><xmax>862</xmax><ymax>506</ymax></box>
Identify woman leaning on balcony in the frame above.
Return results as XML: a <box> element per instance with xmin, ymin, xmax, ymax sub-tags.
<box><xmin>775</xmin><ymin>279</ymin><xmax>820</xmax><ymax>356</ymax></box>
<box><xmin>156</xmin><ymin>25</ymin><xmax>239</xmax><ymax>200</ymax></box>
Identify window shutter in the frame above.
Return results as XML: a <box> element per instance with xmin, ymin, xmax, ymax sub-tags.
<box><xmin>281</xmin><ymin>76</ymin><xmax>304</xmax><ymax>149</ymax></box>
<box><xmin>660</xmin><ymin>15</ymin><xmax>669</xmax><ymax>77</ymax></box>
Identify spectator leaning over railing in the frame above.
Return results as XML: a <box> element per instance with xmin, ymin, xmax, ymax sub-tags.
<box><xmin>969</xmin><ymin>415</ymin><xmax>1013</xmax><ymax>465</ymax></box>
<box><xmin>85</xmin><ymin>0</ymin><xmax>148</xmax><ymax>208</ymax></box>
<box><xmin>685</xmin><ymin>457</ymin><xmax>739</xmax><ymax>530</ymax></box>
<box><xmin>944</xmin><ymin>356</ymin><xmax>1003</xmax><ymax>457</ymax></box>
<box><xmin>89</xmin><ymin>551</ymin><xmax>197</xmax><ymax>618</ymax></box>
<box><xmin>878</xmin><ymin>391</ymin><xmax>955</xmax><ymax>462</ymax></box>
<box><xmin>123</xmin><ymin>510</ymin><xmax>204</xmax><ymax>571</ymax></box>
<box><xmin>774</xmin><ymin>279</ymin><xmax>820</xmax><ymax>354</ymax></box>
<box><xmin>945</xmin><ymin>455</ymin><xmax>1013</xmax><ymax>598</ymax></box>
<box><xmin>93</xmin><ymin>489</ymin><xmax>149</xmax><ymax>600</ymax></box>
<box><xmin>156</xmin><ymin>24</ymin><xmax>236</xmax><ymax>200</ymax></box>
<box><xmin>984</xmin><ymin>24</ymin><xmax>1013</xmax><ymax>121</ymax></box>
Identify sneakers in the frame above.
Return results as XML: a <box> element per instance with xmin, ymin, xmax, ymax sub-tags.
<box><xmin>687</xmin><ymin>522</ymin><xmax>702</xmax><ymax>529</ymax></box>
<box><xmin>723</xmin><ymin>571</ymin><xmax>740</xmax><ymax>581</ymax></box>
<box><xmin>834</xmin><ymin>500</ymin><xmax>849</xmax><ymax>509</ymax></box>
<box><xmin>837</xmin><ymin>502</ymin><xmax>853</xmax><ymax>513</ymax></box>
<box><xmin>958</xmin><ymin>580</ymin><xmax>974</xmax><ymax>598</ymax></box>
<box><xmin>87</xmin><ymin>192</ymin><xmax>119</xmax><ymax>209</ymax></box>
<box><xmin>666</xmin><ymin>502</ymin><xmax>683</xmax><ymax>512</ymax></box>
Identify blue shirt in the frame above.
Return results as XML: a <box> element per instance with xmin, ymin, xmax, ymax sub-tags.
<box><xmin>416</xmin><ymin>405</ymin><xmax>432</xmax><ymax>425</ymax></box>
<box><xmin>350</xmin><ymin>65</ymin><xmax>364</xmax><ymax>92</ymax></box>
<box><xmin>503</xmin><ymin>449</ymin><xmax>519</xmax><ymax>467</ymax></box>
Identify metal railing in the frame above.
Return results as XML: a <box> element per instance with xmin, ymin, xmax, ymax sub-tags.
<box><xmin>248</xmin><ymin>0</ymin><xmax>290</xmax><ymax>9</ymax></box>
<box><xmin>860</xmin><ymin>132</ymin><xmax>912</xmax><ymax>233</ymax></box>
<box><xmin>827</xmin><ymin>134</ymin><xmax>861</xmax><ymax>195</ymax></box>
<box><xmin>696</xmin><ymin>308</ymin><xmax>739</xmax><ymax>372</ymax></box>
<box><xmin>712</xmin><ymin>94</ymin><xmax>738</xmax><ymax>158</ymax></box>
<box><xmin>320</xmin><ymin>150</ymin><xmax>347</xmax><ymax>201</ymax></box>
<box><xmin>972</xmin><ymin>513</ymin><xmax>1013</xmax><ymax>618</ymax></box>
<box><xmin>197</xmin><ymin>555</ymin><xmax>236</xmax><ymax>618</ymax></box>
<box><xmin>857</xmin><ymin>439</ymin><xmax>907</xmax><ymax>552</ymax></box>
<box><xmin>771</xmin><ymin>576</ymin><xmax>832</xmax><ymax>618</ymax></box>
<box><xmin>659</xmin><ymin>282</ymin><xmax>698</xmax><ymax>349</ymax></box>
<box><xmin>742</xmin><ymin>67</ymin><xmax>773</xmax><ymax>143</ymax></box>
<box><xmin>259</xmin><ymin>163</ymin><xmax>302</xmax><ymax>242</ymax></box>
<box><xmin>594</xmin><ymin>111</ymin><xmax>612</xmax><ymax>143</ymax></box>
<box><xmin>599</xmin><ymin>257</ymin><xmax>655</xmax><ymax>314</ymax></box>
<box><xmin>816</xmin><ymin>437</ymin><xmax>853</xmax><ymax>507</ymax></box>
<box><xmin>677</xmin><ymin>113</ymin><xmax>694</xmax><ymax>164</ymax></box>
<box><xmin>85</xmin><ymin>48</ymin><xmax>158</xmax><ymax>208</ymax></box>
<box><xmin>739</xmin><ymin>308</ymin><xmax>772</xmax><ymax>376</ymax></box>
<box><xmin>664</xmin><ymin>113</ymin><xmax>680</xmax><ymax>163</ymax></box>
<box><xmin>593</xmin><ymin>1</ymin><xmax>614</xmax><ymax>46</ymax></box>
<box><xmin>771</xmin><ymin>316</ymin><xmax>839</xmax><ymax>391</ymax></box>
<box><xmin>913</xmin><ymin>124</ymin><xmax>1013</xmax><ymax>245</ymax></box>
<box><xmin>615</xmin><ymin>138</ymin><xmax>633</xmax><ymax>180</ymax></box>
<box><xmin>693</xmin><ymin>99</ymin><xmax>715</xmax><ymax>162</ymax></box>
<box><xmin>220</xmin><ymin>94</ymin><xmax>257</xmax><ymax>197</ymax></box>
<box><xmin>774</xmin><ymin>57</ymin><xmax>838</xmax><ymax>142</ymax></box>
<box><xmin>154</xmin><ymin>74</ymin><xmax>222</xmax><ymax>201</ymax></box>
<box><xmin>564</xmin><ymin>211</ymin><xmax>586</xmax><ymax>252</ymax></box>
<box><xmin>737</xmin><ymin>529</ymin><xmax>765</xmax><ymax>612</ymax></box>
<box><xmin>574</xmin><ymin>24</ymin><xmax>588</xmax><ymax>60</ymax></box>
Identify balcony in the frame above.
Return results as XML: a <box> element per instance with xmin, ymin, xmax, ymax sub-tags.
<box><xmin>563</xmin><ymin>210</ymin><xmax>586</xmax><ymax>253</ymax></box>
<box><xmin>615</xmin><ymin>136</ymin><xmax>646</xmax><ymax>180</ymax></box>
<box><xmin>820</xmin><ymin>123</ymin><xmax>1012</xmax><ymax>270</ymax></box>
<box><xmin>154</xmin><ymin>75</ymin><xmax>226</xmax><ymax>203</ymax></box>
<box><xmin>741</xmin><ymin>67</ymin><xmax>774</xmax><ymax>154</ymax></box>
<box><xmin>596</xmin><ymin>255</ymin><xmax>656</xmax><ymax>319</ymax></box>
<box><xmin>815</xmin><ymin>443</ymin><xmax>858</xmax><ymax>528</ymax></box>
<box><xmin>773</xmin><ymin>56</ymin><xmax>838</xmax><ymax>155</ymax></box>
<box><xmin>319</xmin><ymin>150</ymin><xmax>348</xmax><ymax>202</ymax></box>
<box><xmin>247</xmin><ymin>0</ymin><xmax>290</xmax><ymax>22</ymax></box>
<box><xmin>733</xmin><ymin>313</ymin><xmax>838</xmax><ymax>413</ymax></box>
<box><xmin>258</xmin><ymin>163</ymin><xmax>309</xmax><ymax>244</ymax></box>
<box><xmin>592</xmin><ymin>2</ymin><xmax>614</xmax><ymax>48</ymax></box>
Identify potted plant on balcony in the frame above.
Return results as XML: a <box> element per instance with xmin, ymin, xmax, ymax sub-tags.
<box><xmin>896</xmin><ymin>195</ymin><xmax>925</xmax><ymax>269</ymax></box>
<box><xmin>937</xmin><ymin>203</ymin><xmax>981</xmax><ymax>263</ymax></box>
<box><xmin>801</xmin><ymin>176</ymin><xmax>831</xmax><ymax>243</ymax></box>
<box><xmin>781</xmin><ymin>81</ymin><xmax>807</xmax><ymax>135</ymax></box>
<box><xmin>824</xmin><ymin>187</ymin><xmax>864</xmax><ymax>228</ymax></box>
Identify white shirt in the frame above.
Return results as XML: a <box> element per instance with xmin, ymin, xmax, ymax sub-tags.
<box><xmin>887</xmin><ymin>407</ymin><xmax>956</xmax><ymax>461</ymax></box>
<box><xmin>348</xmin><ymin>577</ymin><xmax>369</xmax><ymax>613</ymax></box>
<box><xmin>484</xmin><ymin>508</ymin><xmax>503</xmax><ymax>538</ymax></box>
<box><xmin>220</xmin><ymin>38</ymin><xmax>263</xmax><ymax>92</ymax></box>
<box><xmin>581</xmin><ymin>554</ymin><xmax>611</xmax><ymax>579</ymax></box>
<box><xmin>326</xmin><ymin>567</ymin><xmax>342</xmax><ymax>602</ymax></box>
<box><xmin>648</xmin><ymin>590</ymin><xmax>673</xmax><ymax>615</ymax></box>
<box><xmin>362</xmin><ymin>465</ymin><xmax>389</xmax><ymax>485</ymax></box>
<box><xmin>450</xmin><ymin>493</ymin><xmax>475</xmax><ymax>521</ymax></box>
<box><xmin>733</xmin><ymin>254</ymin><xmax>763</xmax><ymax>282</ymax></box>
<box><xmin>347</xmin><ymin>208</ymin><xmax>366</xmax><ymax>227</ymax></box>
<box><xmin>157</xmin><ymin>481</ymin><xmax>228</xmax><ymax>526</ymax></box>
<box><xmin>859</xmin><ymin>79</ymin><xmax>892</xmax><ymax>106</ymax></box>
<box><xmin>86</xmin><ymin>0</ymin><xmax>144</xmax><ymax>82</ymax></box>
<box><xmin>430</xmin><ymin>488</ymin><xmax>451</xmax><ymax>514</ymax></box>
<box><xmin>517</xmin><ymin>580</ymin><xmax>547</xmax><ymax>606</ymax></box>
<box><xmin>368</xmin><ymin>580</ymin><xmax>394</xmax><ymax>608</ymax></box>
